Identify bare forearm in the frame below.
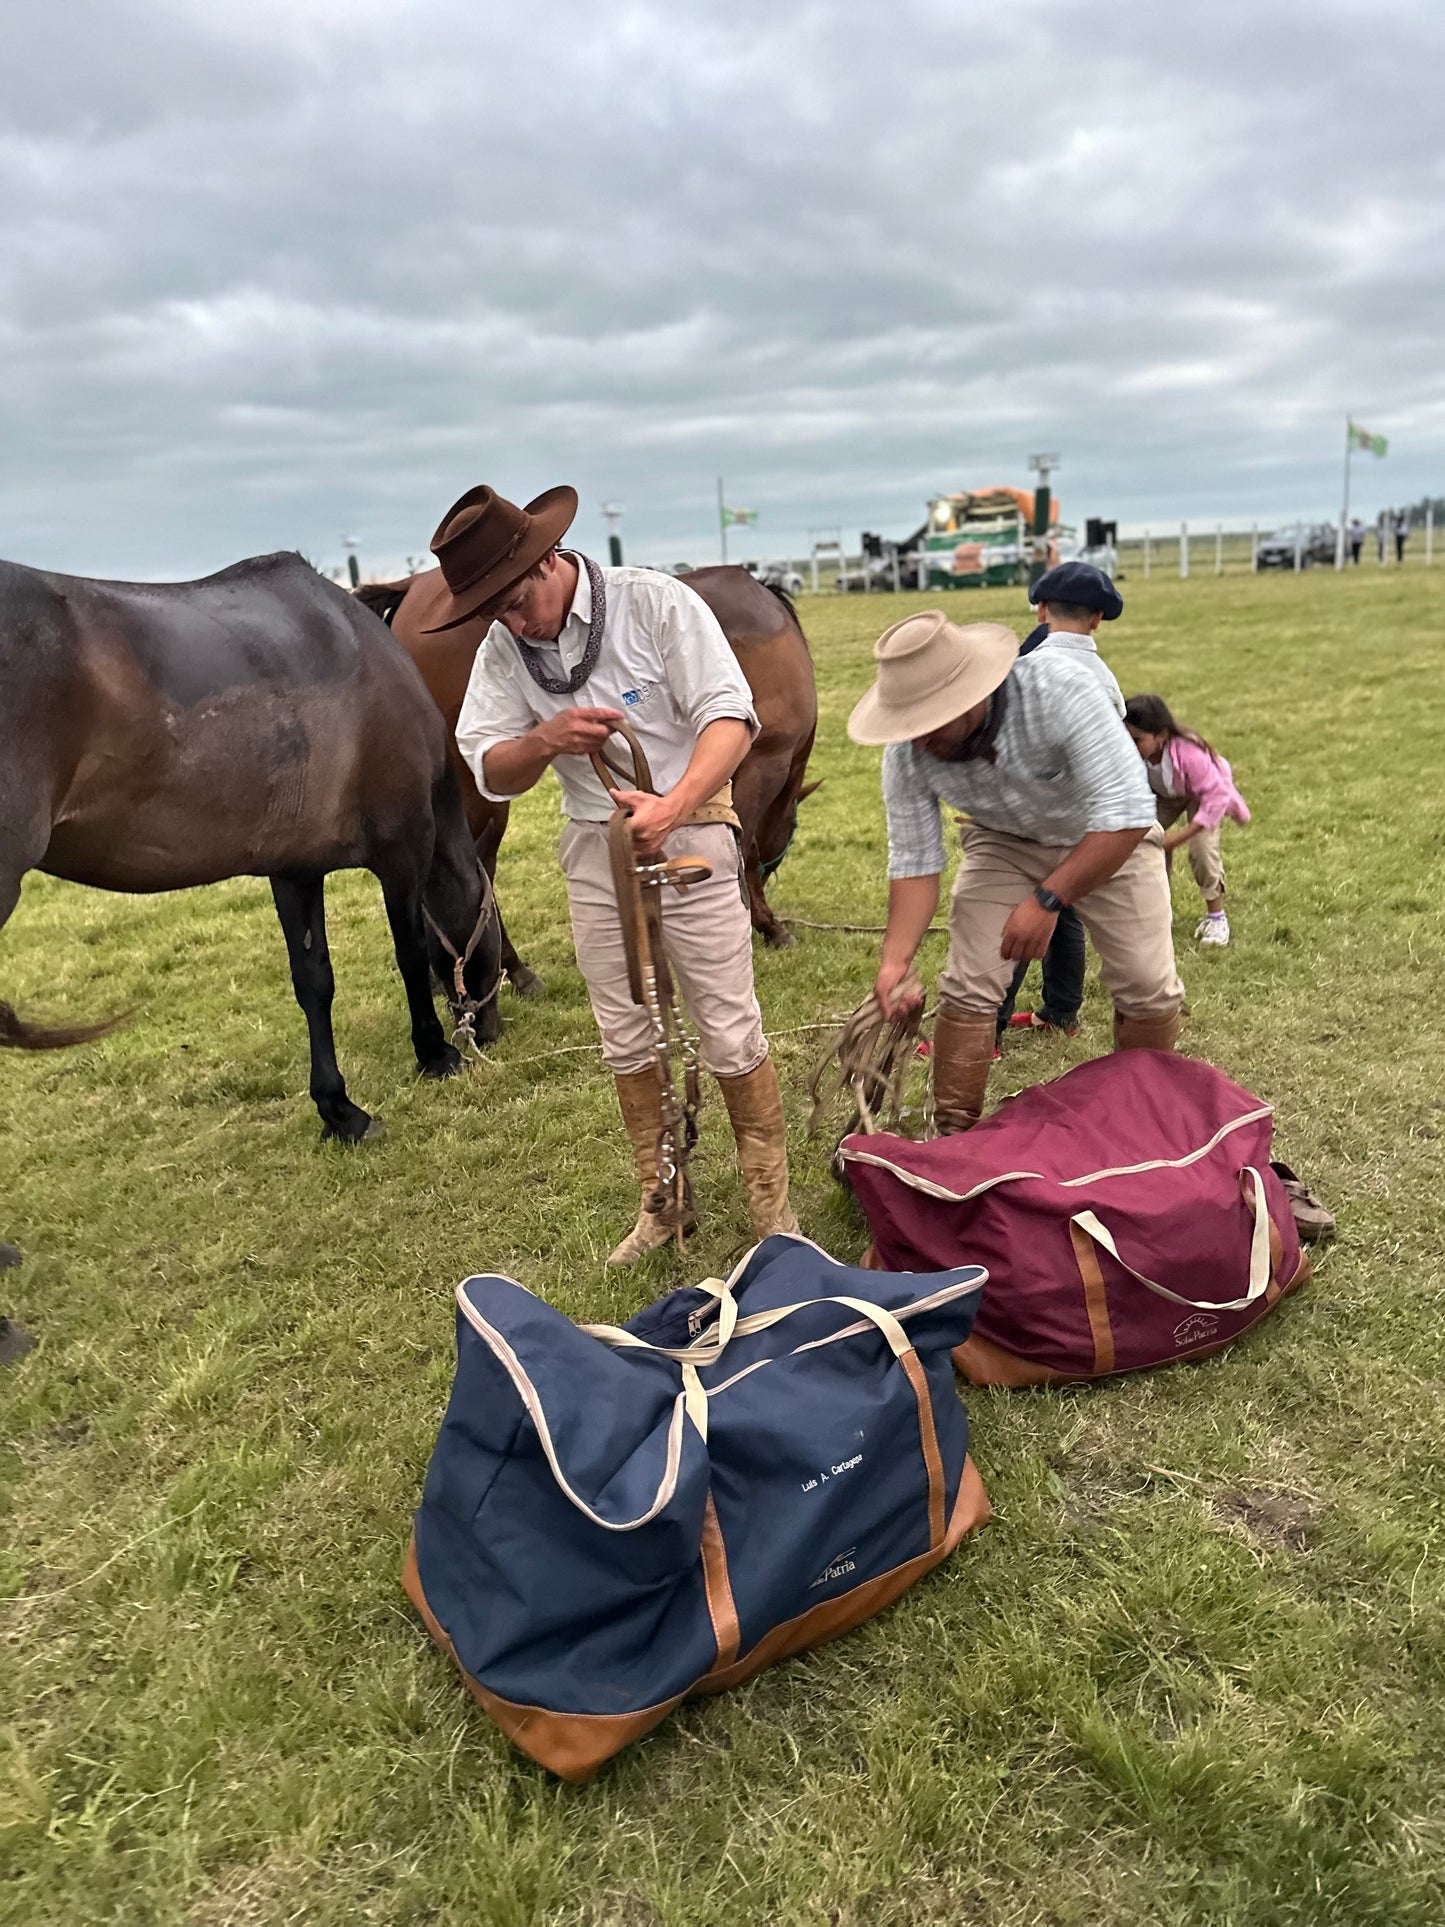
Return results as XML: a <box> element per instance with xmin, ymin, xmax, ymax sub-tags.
<box><xmin>482</xmin><ymin>728</ymin><xmax>555</xmax><ymax>798</ymax></box>
<box><xmin>883</xmin><ymin>875</ymin><xmax>941</xmax><ymax>970</ymax></box>
<box><xmin>873</xmin><ymin>874</ymin><xmax>941</xmax><ymax>1016</ymax></box>
<box><xmin>480</xmin><ymin>705</ymin><xmax>627</xmax><ymax>798</ymax></box>
<box><xmin>666</xmin><ymin>718</ymin><xmax>752</xmax><ymax>816</ymax></box>
<box><xmin>1044</xmin><ymin>828</ymin><xmax>1147</xmax><ymax>903</ymax></box>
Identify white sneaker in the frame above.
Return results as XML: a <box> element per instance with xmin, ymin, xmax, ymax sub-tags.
<box><xmin>1196</xmin><ymin>913</ymin><xmax>1230</xmax><ymax>946</ymax></box>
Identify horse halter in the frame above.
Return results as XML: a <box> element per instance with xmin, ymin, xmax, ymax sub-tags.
<box><xmin>590</xmin><ymin>718</ymin><xmax>713</xmax><ymax>1249</ymax></box>
<box><xmin>422</xmin><ymin>863</ymin><xmax>501</xmax><ymax>1062</ymax></box>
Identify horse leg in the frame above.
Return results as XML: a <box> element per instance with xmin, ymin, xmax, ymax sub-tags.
<box><xmin>730</xmin><ymin>750</ymin><xmax>795</xmax><ymax>948</ymax></box>
<box><xmin>473</xmin><ymin>805</ymin><xmax>543</xmax><ymax>1000</ymax></box>
<box><xmin>270</xmin><ymin>873</ymin><xmax>379</xmax><ymax>1143</ymax></box>
<box><xmin>379</xmin><ymin>876</ymin><xmax>463</xmax><ymax>1081</ymax></box>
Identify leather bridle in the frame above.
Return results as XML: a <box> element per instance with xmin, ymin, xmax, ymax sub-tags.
<box><xmin>590</xmin><ymin>719</ymin><xmax>713</xmax><ymax>1248</ymax></box>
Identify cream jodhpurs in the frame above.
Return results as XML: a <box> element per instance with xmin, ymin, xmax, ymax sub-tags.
<box><xmin>936</xmin><ymin>823</ymin><xmax>1185</xmax><ymax>1023</ymax></box>
<box><xmin>1156</xmin><ymin>799</ymin><xmax>1227</xmax><ymax>900</ymax></box>
<box><xmin>559</xmin><ymin>820</ymin><xmax>768</xmax><ymax>1077</ymax></box>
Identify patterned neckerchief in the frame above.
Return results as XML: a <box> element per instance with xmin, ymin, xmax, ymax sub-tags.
<box><xmin>513</xmin><ymin>553</ymin><xmax>605</xmax><ymax>696</ymax></box>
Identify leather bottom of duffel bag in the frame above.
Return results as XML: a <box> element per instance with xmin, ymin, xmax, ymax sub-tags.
<box><xmin>403</xmin><ymin>1456</ymin><xmax>989</xmax><ymax>1783</ymax></box>
<box><xmin>846</xmin><ymin>1053</ymin><xmax>1312</xmax><ymax>1387</ymax></box>
<box><xmin>405</xmin><ymin>1238</ymin><xmax>993</xmax><ymax>1782</ymax></box>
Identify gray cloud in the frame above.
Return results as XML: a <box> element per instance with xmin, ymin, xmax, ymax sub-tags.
<box><xmin>2</xmin><ymin>0</ymin><xmax>1441</xmax><ymax>578</ymax></box>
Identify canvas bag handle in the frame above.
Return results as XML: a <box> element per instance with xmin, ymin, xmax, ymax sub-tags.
<box><xmin>587</xmin><ymin>1282</ymin><xmax>945</xmax><ymax>1550</ymax></box>
<box><xmin>456</xmin><ymin>1288</ymin><xmax>708</xmax><ymax>1532</ymax></box>
<box><xmin>1068</xmin><ymin>1165</ymin><xmax>1274</xmax><ymax>1314</ymax></box>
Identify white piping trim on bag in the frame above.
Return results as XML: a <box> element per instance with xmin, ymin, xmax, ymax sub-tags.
<box><xmin>837</xmin><ymin>1105</ymin><xmax>1275</xmax><ymax>1203</ymax></box>
<box><xmin>1069</xmin><ymin>1166</ymin><xmax>1274</xmax><ymax>1313</ymax></box>
<box><xmin>455</xmin><ymin>1236</ymin><xmax>984</xmax><ymax>1527</ymax></box>
<box><xmin>454</xmin><ymin>1287</ymin><xmax>702</xmax><ymax>1530</ymax></box>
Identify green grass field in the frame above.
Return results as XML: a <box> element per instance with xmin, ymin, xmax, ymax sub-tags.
<box><xmin>3</xmin><ymin>568</ymin><xmax>1444</xmax><ymax>1926</ymax></box>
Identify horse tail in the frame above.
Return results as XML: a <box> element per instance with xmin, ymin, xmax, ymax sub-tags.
<box><xmin>0</xmin><ymin>1000</ymin><xmax>131</xmax><ymax>1051</ymax></box>
<box><xmin>353</xmin><ymin>580</ymin><xmax>411</xmax><ymax>627</ymax></box>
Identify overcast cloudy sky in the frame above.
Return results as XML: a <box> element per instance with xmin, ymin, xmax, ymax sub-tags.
<box><xmin>2</xmin><ymin>0</ymin><xmax>1441</xmax><ymax>580</ymax></box>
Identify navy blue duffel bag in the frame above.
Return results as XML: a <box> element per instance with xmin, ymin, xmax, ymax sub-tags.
<box><xmin>405</xmin><ymin>1234</ymin><xmax>990</xmax><ymax>1780</ymax></box>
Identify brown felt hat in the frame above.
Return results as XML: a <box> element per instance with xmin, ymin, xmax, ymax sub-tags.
<box><xmin>847</xmin><ymin>612</ymin><xmax>1019</xmax><ymax>745</ymax></box>
<box><xmin>421</xmin><ymin>482</ymin><xmax>578</xmax><ymax>631</ymax></box>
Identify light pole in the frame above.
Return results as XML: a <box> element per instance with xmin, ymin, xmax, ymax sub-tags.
<box><xmin>601</xmin><ymin>503</ymin><xmax>625</xmax><ymax>568</ymax></box>
<box><xmin>1027</xmin><ymin>452</ymin><xmax>1060</xmax><ymax>588</ymax></box>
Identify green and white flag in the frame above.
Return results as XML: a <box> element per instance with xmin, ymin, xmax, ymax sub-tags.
<box><xmin>721</xmin><ymin>505</ymin><xmax>758</xmax><ymax>528</ymax></box>
<box><xmin>1349</xmin><ymin>420</ymin><xmax>1388</xmax><ymax>458</ymax></box>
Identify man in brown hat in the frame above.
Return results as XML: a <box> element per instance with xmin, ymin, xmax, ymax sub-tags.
<box><xmin>848</xmin><ymin>611</ymin><xmax>1183</xmax><ymax>1133</ymax></box>
<box><xmin>436</xmin><ymin>483</ymin><xmax>797</xmax><ymax>1261</ymax></box>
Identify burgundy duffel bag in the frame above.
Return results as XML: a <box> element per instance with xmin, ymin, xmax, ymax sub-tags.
<box><xmin>840</xmin><ymin>1052</ymin><xmax>1310</xmax><ymax>1387</ymax></box>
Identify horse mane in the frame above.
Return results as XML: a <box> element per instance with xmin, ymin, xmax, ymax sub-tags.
<box><xmin>353</xmin><ymin>579</ymin><xmax>412</xmax><ymax>628</ymax></box>
<box><xmin>761</xmin><ymin>580</ymin><xmax>801</xmax><ymax>628</ymax></box>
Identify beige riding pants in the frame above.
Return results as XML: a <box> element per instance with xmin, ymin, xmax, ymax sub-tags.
<box><xmin>937</xmin><ymin>822</ymin><xmax>1185</xmax><ymax>1022</ymax></box>
<box><xmin>1156</xmin><ymin>799</ymin><xmax>1226</xmax><ymax>900</ymax></box>
<box><xmin>559</xmin><ymin>820</ymin><xmax>768</xmax><ymax>1077</ymax></box>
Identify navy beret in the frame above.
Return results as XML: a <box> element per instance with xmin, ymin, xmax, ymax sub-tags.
<box><xmin>1029</xmin><ymin>561</ymin><xmax>1124</xmax><ymax>620</ymax></box>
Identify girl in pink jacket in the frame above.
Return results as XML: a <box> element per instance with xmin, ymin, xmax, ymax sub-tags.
<box><xmin>1123</xmin><ymin>694</ymin><xmax>1250</xmax><ymax>948</ymax></box>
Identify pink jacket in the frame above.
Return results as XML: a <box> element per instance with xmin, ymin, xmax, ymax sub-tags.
<box><xmin>1161</xmin><ymin>737</ymin><xmax>1250</xmax><ymax>831</ymax></box>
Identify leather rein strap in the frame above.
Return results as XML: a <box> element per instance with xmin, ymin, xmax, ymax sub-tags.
<box><xmin>590</xmin><ymin>719</ymin><xmax>712</xmax><ymax>1247</ymax></box>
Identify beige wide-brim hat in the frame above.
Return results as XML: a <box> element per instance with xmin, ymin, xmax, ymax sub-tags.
<box><xmin>847</xmin><ymin>612</ymin><xmax>1020</xmax><ymax>745</ymax></box>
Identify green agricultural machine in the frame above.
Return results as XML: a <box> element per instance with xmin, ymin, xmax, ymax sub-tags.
<box><xmin>919</xmin><ymin>485</ymin><xmax>1062</xmax><ymax>590</ymax></box>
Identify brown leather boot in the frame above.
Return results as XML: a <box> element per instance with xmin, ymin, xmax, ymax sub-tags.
<box><xmin>716</xmin><ymin>1057</ymin><xmax>800</xmax><ymax>1240</ymax></box>
<box><xmin>932</xmin><ymin>1008</ymin><xmax>998</xmax><ymax>1134</ymax></box>
<box><xmin>1113</xmin><ymin>1010</ymin><xmax>1182</xmax><ymax>1052</ymax></box>
<box><xmin>606</xmin><ymin>1066</ymin><xmax>695</xmax><ymax>1266</ymax></box>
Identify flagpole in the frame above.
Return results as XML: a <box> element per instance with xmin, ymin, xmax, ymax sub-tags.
<box><xmin>1337</xmin><ymin>418</ymin><xmax>1351</xmax><ymax>570</ymax></box>
<box><xmin>718</xmin><ymin>476</ymin><xmax>727</xmax><ymax>565</ymax></box>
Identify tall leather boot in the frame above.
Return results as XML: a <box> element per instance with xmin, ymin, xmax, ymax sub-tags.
<box><xmin>932</xmin><ymin>1008</ymin><xmax>998</xmax><ymax>1134</ymax></box>
<box><xmin>606</xmin><ymin>1066</ymin><xmax>696</xmax><ymax>1266</ymax></box>
<box><xmin>716</xmin><ymin>1057</ymin><xmax>800</xmax><ymax>1240</ymax></box>
<box><xmin>1113</xmin><ymin>1009</ymin><xmax>1182</xmax><ymax>1052</ymax></box>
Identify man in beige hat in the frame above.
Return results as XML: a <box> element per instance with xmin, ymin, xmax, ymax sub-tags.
<box><xmin>848</xmin><ymin>610</ymin><xmax>1183</xmax><ymax>1132</ymax></box>
<box><xmin>439</xmin><ymin>483</ymin><xmax>797</xmax><ymax>1261</ymax></box>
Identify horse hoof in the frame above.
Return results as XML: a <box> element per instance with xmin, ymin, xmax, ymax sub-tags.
<box><xmin>508</xmin><ymin>967</ymin><xmax>546</xmax><ymax>1001</ymax></box>
<box><xmin>420</xmin><ymin>1047</ymin><xmax>463</xmax><ymax>1081</ymax></box>
<box><xmin>0</xmin><ymin>1243</ymin><xmax>20</xmax><ymax>1272</ymax></box>
<box><xmin>761</xmin><ymin>924</ymin><xmax>795</xmax><ymax>949</ymax></box>
<box><xmin>321</xmin><ymin>1113</ymin><xmax>383</xmax><ymax>1145</ymax></box>
<box><xmin>0</xmin><ymin>1316</ymin><xmax>36</xmax><ymax>1366</ymax></box>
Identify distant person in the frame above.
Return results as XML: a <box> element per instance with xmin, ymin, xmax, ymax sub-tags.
<box><xmin>1395</xmin><ymin>511</ymin><xmax>1410</xmax><ymax>564</ymax></box>
<box><xmin>1377</xmin><ymin>513</ymin><xmax>1388</xmax><ymax>564</ymax></box>
<box><xmin>1349</xmin><ymin>517</ymin><xmax>1366</xmax><ymax>565</ymax></box>
<box><xmin>994</xmin><ymin>561</ymin><xmax>1130</xmax><ymax>1050</ymax></box>
<box><xmin>1123</xmin><ymin>695</ymin><xmax>1250</xmax><ymax>949</ymax></box>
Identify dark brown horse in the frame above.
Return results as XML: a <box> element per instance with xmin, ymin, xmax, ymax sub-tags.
<box><xmin>1</xmin><ymin>551</ymin><xmax>502</xmax><ymax>1157</ymax></box>
<box><xmin>358</xmin><ymin>560</ymin><xmax>817</xmax><ymax>984</ymax></box>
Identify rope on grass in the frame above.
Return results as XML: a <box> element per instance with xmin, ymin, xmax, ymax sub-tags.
<box><xmin>2</xmin><ymin>1500</ymin><xmax>209</xmax><ymax>1604</ymax></box>
<box><xmin>780</xmin><ymin>918</ymin><xmax>947</xmax><ymax>936</ymax></box>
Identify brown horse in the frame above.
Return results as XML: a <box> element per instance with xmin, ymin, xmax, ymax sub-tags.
<box><xmin>358</xmin><ymin>560</ymin><xmax>817</xmax><ymax>985</ymax></box>
<box><xmin>1</xmin><ymin>551</ymin><xmax>502</xmax><ymax>1161</ymax></box>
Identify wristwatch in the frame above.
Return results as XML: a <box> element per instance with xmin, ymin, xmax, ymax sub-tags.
<box><xmin>1032</xmin><ymin>885</ymin><xmax>1068</xmax><ymax>914</ymax></box>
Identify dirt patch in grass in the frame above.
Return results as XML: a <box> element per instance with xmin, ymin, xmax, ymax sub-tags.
<box><xmin>1211</xmin><ymin>1487</ymin><xmax>1321</xmax><ymax>1552</ymax></box>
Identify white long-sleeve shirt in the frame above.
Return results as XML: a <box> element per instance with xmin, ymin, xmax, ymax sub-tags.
<box><xmin>454</xmin><ymin>558</ymin><xmax>758</xmax><ymax>821</ymax></box>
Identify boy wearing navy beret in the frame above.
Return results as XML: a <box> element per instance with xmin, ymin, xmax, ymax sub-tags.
<box><xmin>997</xmin><ymin>563</ymin><xmax>1126</xmax><ymax>1049</ymax></box>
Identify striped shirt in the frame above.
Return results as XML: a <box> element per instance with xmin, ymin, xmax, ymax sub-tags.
<box><xmin>881</xmin><ymin>632</ymin><xmax>1155</xmax><ymax>878</ymax></box>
